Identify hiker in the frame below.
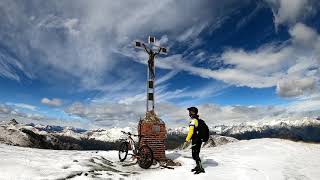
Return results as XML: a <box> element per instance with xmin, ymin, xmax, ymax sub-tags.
<box><xmin>183</xmin><ymin>107</ymin><xmax>206</xmax><ymax>174</ymax></box>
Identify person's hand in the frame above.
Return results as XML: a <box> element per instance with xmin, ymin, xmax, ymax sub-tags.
<box><xmin>182</xmin><ymin>141</ymin><xmax>188</xmax><ymax>149</ymax></box>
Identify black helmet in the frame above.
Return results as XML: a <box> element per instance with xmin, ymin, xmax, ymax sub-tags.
<box><xmin>187</xmin><ymin>107</ymin><xmax>198</xmax><ymax>115</ymax></box>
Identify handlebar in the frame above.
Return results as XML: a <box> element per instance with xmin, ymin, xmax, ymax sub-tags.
<box><xmin>121</xmin><ymin>131</ymin><xmax>144</xmax><ymax>137</ymax></box>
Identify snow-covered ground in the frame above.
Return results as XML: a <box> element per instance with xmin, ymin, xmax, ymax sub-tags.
<box><xmin>1</xmin><ymin>138</ymin><xmax>319</xmax><ymax>180</ymax></box>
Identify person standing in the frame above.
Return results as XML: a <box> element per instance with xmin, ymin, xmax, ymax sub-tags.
<box><xmin>183</xmin><ymin>106</ymin><xmax>205</xmax><ymax>174</ymax></box>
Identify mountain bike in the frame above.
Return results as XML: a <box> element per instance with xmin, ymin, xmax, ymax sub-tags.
<box><xmin>118</xmin><ymin>131</ymin><xmax>154</xmax><ymax>169</ymax></box>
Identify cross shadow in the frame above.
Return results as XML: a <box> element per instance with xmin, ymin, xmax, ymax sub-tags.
<box><xmin>166</xmin><ymin>152</ymin><xmax>182</xmax><ymax>160</ymax></box>
<box><xmin>119</xmin><ymin>157</ymin><xmax>138</xmax><ymax>167</ymax></box>
<box><xmin>202</xmin><ymin>159</ymin><xmax>218</xmax><ymax>168</ymax></box>
<box><xmin>121</xmin><ymin>161</ymin><xmax>138</xmax><ymax>167</ymax></box>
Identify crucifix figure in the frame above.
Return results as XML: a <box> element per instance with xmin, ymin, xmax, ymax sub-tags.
<box><xmin>143</xmin><ymin>44</ymin><xmax>161</xmax><ymax>80</ymax></box>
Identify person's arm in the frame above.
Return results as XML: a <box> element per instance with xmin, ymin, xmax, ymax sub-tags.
<box><xmin>185</xmin><ymin>119</ymin><xmax>195</xmax><ymax>142</ymax></box>
<box><xmin>154</xmin><ymin>47</ymin><xmax>162</xmax><ymax>55</ymax></box>
<box><xmin>185</xmin><ymin>126</ymin><xmax>194</xmax><ymax>142</ymax></box>
<box><xmin>142</xmin><ymin>44</ymin><xmax>150</xmax><ymax>54</ymax></box>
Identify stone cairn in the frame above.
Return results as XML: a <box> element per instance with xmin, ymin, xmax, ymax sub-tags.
<box><xmin>138</xmin><ymin>111</ymin><xmax>167</xmax><ymax>161</ymax></box>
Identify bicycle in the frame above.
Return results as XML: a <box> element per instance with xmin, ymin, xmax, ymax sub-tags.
<box><xmin>118</xmin><ymin>131</ymin><xmax>154</xmax><ymax>169</ymax></box>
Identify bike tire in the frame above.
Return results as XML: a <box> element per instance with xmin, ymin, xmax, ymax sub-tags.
<box><xmin>118</xmin><ymin>142</ymin><xmax>129</xmax><ymax>162</ymax></box>
<box><xmin>138</xmin><ymin>145</ymin><xmax>154</xmax><ymax>169</ymax></box>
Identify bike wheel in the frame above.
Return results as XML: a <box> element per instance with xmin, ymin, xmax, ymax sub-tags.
<box><xmin>138</xmin><ymin>145</ymin><xmax>154</xmax><ymax>169</ymax></box>
<box><xmin>118</xmin><ymin>142</ymin><xmax>129</xmax><ymax>162</ymax></box>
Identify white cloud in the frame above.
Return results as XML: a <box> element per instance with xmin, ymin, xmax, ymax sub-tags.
<box><xmin>64</xmin><ymin>96</ymin><xmax>320</xmax><ymax>128</ymax></box>
<box><xmin>118</xmin><ymin>81</ymin><xmax>229</xmax><ymax>106</ymax></box>
<box><xmin>265</xmin><ymin>0</ymin><xmax>317</xmax><ymax>27</ymax></box>
<box><xmin>63</xmin><ymin>18</ymin><xmax>80</xmax><ymax>35</ymax></box>
<box><xmin>65</xmin><ymin>101</ymin><xmax>146</xmax><ymax>128</ymax></box>
<box><xmin>6</xmin><ymin>103</ymin><xmax>37</xmax><ymax>111</ymax></box>
<box><xmin>0</xmin><ymin>104</ymin><xmax>13</xmax><ymax>114</ymax></box>
<box><xmin>119</xmin><ymin>21</ymin><xmax>320</xmax><ymax>98</ymax></box>
<box><xmin>151</xmin><ymin>48</ymin><xmax>287</xmax><ymax>88</ymax></box>
<box><xmin>203</xmin><ymin>23</ymin><xmax>319</xmax><ymax>95</ymax></box>
<box><xmin>156</xmin><ymin>70</ymin><xmax>179</xmax><ymax>85</ymax></box>
<box><xmin>222</xmin><ymin>46</ymin><xmax>292</xmax><ymax>71</ymax></box>
<box><xmin>0</xmin><ymin>97</ymin><xmax>317</xmax><ymax>129</ymax></box>
<box><xmin>1</xmin><ymin>1</ymin><xmax>319</xmax><ymax>129</ymax></box>
<box><xmin>177</xmin><ymin>22</ymin><xmax>208</xmax><ymax>42</ymax></box>
<box><xmin>0</xmin><ymin>50</ymin><xmax>33</xmax><ymax>81</ymax></box>
<box><xmin>0</xmin><ymin>103</ymin><xmax>88</xmax><ymax>129</ymax></box>
<box><xmin>276</xmin><ymin>77</ymin><xmax>316</xmax><ymax>97</ymax></box>
<box><xmin>65</xmin><ymin>82</ymin><xmax>232</xmax><ymax>128</ymax></box>
<box><xmin>0</xmin><ymin>0</ymin><xmax>246</xmax><ymax>91</ymax></box>
<box><xmin>41</xmin><ymin>98</ymin><xmax>63</xmax><ymax>107</ymax></box>
<box><xmin>290</xmin><ymin>22</ymin><xmax>319</xmax><ymax>47</ymax></box>
<box><xmin>287</xmin><ymin>93</ymin><xmax>320</xmax><ymax>112</ymax></box>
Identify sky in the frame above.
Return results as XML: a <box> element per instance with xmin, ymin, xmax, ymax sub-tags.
<box><xmin>0</xmin><ymin>0</ymin><xmax>320</xmax><ymax>129</ymax></box>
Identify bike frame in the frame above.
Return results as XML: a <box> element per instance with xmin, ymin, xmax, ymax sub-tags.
<box><xmin>120</xmin><ymin>131</ymin><xmax>146</xmax><ymax>158</ymax></box>
<box><xmin>119</xmin><ymin>131</ymin><xmax>154</xmax><ymax>169</ymax></box>
<box><xmin>122</xmin><ymin>132</ymin><xmax>141</xmax><ymax>157</ymax></box>
<box><xmin>127</xmin><ymin>134</ymin><xmax>137</xmax><ymax>155</ymax></box>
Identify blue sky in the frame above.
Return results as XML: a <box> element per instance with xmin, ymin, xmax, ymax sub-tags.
<box><xmin>0</xmin><ymin>0</ymin><xmax>319</xmax><ymax>129</ymax></box>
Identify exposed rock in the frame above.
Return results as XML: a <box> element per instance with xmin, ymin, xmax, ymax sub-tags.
<box><xmin>8</xmin><ymin>119</ymin><xmax>18</xmax><ymax>125</ymax></box>
<box><xmin>0</xmin><ymin>126</ymin><xmax>31</xmax><ymax>146</ymax></box>
<box><xmin>162</xmin><ymin>159</ymin><xmax>181</xmax><ymax>166</ymax></box>
<box><xmin>144</xmin><ymin>111</ymin><xmax>164</xmax><ymax>123</ymax></box>
<box><xmin>202</xmin><ymin>135</ymin><xmax>239</xmax><ymax>148</ymax></box>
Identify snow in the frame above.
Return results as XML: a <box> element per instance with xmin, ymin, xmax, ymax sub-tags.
<box><xmin>88</xmin><ymin>126</ymin><xmax>136</xmax><ymax>142</ymax></box>
<box><xmin>56</xmin><ymin>128</ymin><xmax>84</xmax><ymax>140</ymax></box>
<box><xmin>1</xmin><ymin>138</ymin><xmax>319</xmax><ymax>180</ymax></box>
<box><xmin>0</xmin><ymin>124</ymin><xmax>30</xmax><ymax>146</ymax></box>
<box><xmin>167</xmin><ymin>126</ymin><xmax>189</xmax><ymax>134</ymax></box>
<box><xmin>213</xmin><ymin>117</ymin><xmax>320</xmax><ymax>135</ymax></box>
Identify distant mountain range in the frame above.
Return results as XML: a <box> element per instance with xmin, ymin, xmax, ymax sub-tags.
<box><xmin>167</xmin><ymin>117</ymin><xmax>320</xmax><ymax>143</ymax></box>
<box><xmin>211</xmin><ymin>118</ymin><xmax>320</xmax><ymax>142</ymax></box>
<box><xmin>1</xmin><ymin>117</ymin><xmax>319</xmax><ymax>151</ymax></box>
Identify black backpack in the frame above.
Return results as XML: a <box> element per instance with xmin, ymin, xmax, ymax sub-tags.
<box><xmin>196</xmin><ymin>119</ymin><xmax>210</xmax><ymax>142</ymax></box>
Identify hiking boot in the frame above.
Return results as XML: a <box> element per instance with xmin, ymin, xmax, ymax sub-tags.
<box><xmin>191</xmin><ymin>166</ymin><xmax>199</xmax><ymax>172</ymax></box>
<box><xmin>194</xmin><ymin>160</ymin><xmax>205</xmax><ymax>174</ymax></box>
<box><xmin>194</xmin><ymin>168</ymin><xmax>205</xmax><ymax>174</ymax></box>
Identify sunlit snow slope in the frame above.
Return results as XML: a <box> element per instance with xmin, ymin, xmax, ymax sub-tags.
<box><xmin>0</xmin><ymin>138</ymin><xmax>319</xmax><ymax>180</ymax></box>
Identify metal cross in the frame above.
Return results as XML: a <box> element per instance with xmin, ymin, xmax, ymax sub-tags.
<box><xmin>134</xmin><ymin>36</ymin><xmax>168</xmax><ymax>113</ymax></box>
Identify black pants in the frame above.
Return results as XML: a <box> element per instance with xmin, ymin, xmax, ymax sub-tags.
<box><xmin>192</xmin><ymin>139</ymin><xmax>202</xmax><ymax>162</ymax></box>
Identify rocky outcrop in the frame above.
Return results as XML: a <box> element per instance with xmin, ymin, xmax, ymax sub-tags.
<box><xmin>202</xmin><ymin>135</ymin><xmax>239</xmax><ymax>148</ymax></box>
<box><xmin>8</xmin><ymin>119</ymin><xmax>18</xmax><ymax>125</ymax></box>
<box><xmin>0</xmin><ymin>121</ymin><xmax>120</xmax><ymax>150</ymax></box>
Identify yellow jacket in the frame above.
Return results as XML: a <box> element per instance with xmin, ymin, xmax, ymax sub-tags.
<box><xmin>185</xmin><ymin>118</ymin><xmax>198</xmax><ymax>142</ymax></box>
